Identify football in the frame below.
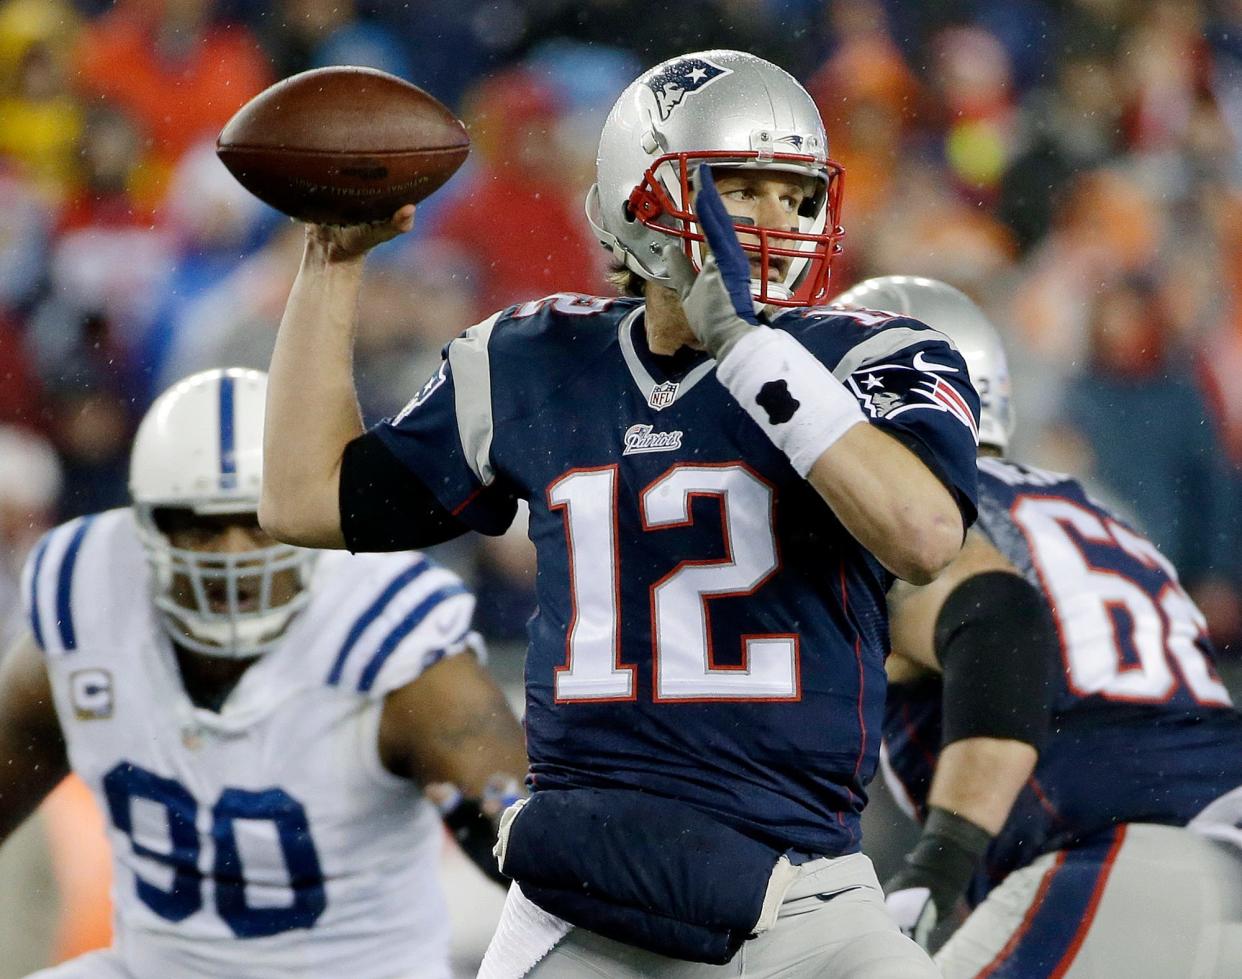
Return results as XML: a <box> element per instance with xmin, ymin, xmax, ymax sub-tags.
<box><xmin>216</xmin><ymin>66</ymin><xmax>470</xmax><ymax>225</ymax></box>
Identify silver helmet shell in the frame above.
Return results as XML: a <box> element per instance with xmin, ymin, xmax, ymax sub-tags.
<box><xmin>587</xmin><ymin>50</ymin><xmax>844</xmax><ymax>307</ymax></box>
<box><xmin>129</xmin><ymin>368</ymin><xmax>316</xmax><ymax>659</ymax></box>
<box><xmin>832</xmin><ymin>275</ymin><xmax>1014</xmax><ymax>452</ymax></box>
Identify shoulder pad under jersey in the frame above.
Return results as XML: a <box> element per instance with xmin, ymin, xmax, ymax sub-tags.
<box><xmin>21</xmin><ymin>508</ymin><xmax>143</xmax><ymax>657</ymax></box>
<box><xmin>300</xmin><ymin>550</ymin><xmax>480</xmax><ymax>699</ymax></box>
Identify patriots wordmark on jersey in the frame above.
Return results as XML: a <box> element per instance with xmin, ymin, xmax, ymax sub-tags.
<box><xmin>374</xmin><ymin>293</ymin><xmax>980</xmax><ymax>856</ymax></box>
<box><xmin>883</xmin><ymin>457</ymin><xmax>1242</xmax><ymax>899</ymax></box>
<box><xmin>21</xmin><ymin>508</ymin><xmax>479</xmax><ymax>979</ymax></box>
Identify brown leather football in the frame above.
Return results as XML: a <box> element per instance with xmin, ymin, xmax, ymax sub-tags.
<box><xmin>216</xmin><ymin>66</ymin><xmax>470</xmax><ymax>225</ymax></box>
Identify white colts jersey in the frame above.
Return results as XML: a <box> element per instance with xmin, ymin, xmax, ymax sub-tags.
<box><xmin>21</xmin><ymin>509</ymin><xmax>480</xmax><ymax>979</ymax></box>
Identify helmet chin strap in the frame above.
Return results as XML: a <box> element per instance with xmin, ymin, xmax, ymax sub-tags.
<box><xmin>623</xmin><ymin>259</ymin><xmax>799</xmax><ymax>313</ymax></box>
<box><xmin>755</xmin><ymin>276</ymin><xmax>793</xmax><ymax>304</ymax></box>
<box><xmin>155</xmin><ymin>602</ymin><xmax>296</xmax><ymax>660</ymax></box>
<box><xmin>135</xmin><ymin>516</ymin><xmax>316</xmax><ymax>662</ymax></box>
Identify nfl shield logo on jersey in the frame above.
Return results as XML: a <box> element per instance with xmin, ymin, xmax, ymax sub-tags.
<box><xmin>648</xmin><ymin>381</ymin><xmax>679</xmax><ymax>410</ymax></box>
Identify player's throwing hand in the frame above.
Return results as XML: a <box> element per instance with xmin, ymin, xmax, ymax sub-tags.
<box><xmin>305</xmin><ymin>204</ymin><xmax>416</xmax><ymax>264</ymax></box>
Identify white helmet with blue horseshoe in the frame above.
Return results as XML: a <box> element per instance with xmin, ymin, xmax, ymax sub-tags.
<box><xmin>588</xmin><ymin>49</ymin><xmax>845</xmax><ymax>308</ymax></box>
<box><xmin>128</xmin><ymin>368</ymin><xmax>316</xmax><ymax>658</ymax></box>
<box><xmin>832</xmin><ymin>275</ymin><xmax>1014</xmax><ymax>452</ymax></box>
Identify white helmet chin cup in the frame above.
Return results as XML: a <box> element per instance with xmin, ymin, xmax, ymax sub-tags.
<box><xmin>589</xmin><ymin>49</ymin><xmax>844</xmax><ymax>308</ymax></box>
<box><xmin>129</xmin><ymin>368</ymin><xmax>316</xmax><ymax>659</ymax></box>
<box><xmin>832</xmin><ymin>276</ymin><xmax>1015</xmax><ymax>452</ymax></box>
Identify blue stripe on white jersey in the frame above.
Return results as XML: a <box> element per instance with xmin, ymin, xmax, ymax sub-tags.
<box><xmin>356</xmin><ymin>583</ymin><xmax>471</xmax><ymax>692</ymax></box>
<box><xmin>218</xmin><ymin>373</ymin><xmax>237</xmax><ymax>490</ymax></box>
<box><xmin>55</xmin><ymin>516</ymin><xmax>95</xmax><ymax>650</ymax></box>
<box><xmin>25</xmin><ymin>515</ymin><xmax>96</xmax><ymax>655</ymax></box>
<box><xmin>326</xmin><ymin>557</ymin><xmax>432</xmax><ymax>685</ymax></box>
<box><xmin>25</xmin><ymin>531</ymin><xmax>52</xmax><ymax>650</ymax></box>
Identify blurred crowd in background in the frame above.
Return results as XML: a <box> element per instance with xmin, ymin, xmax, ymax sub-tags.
<box><xmin>0</xmin><ymin>0</ymin><xmax>1240</xmax><ymax>664</ymax></box>
<box><xmin>1</xmin><ymin>0</ymin><xmax>1241</xmax><ymax>972</ymax></box>
<box><xmin>2</xmin><ymin>0</ymin><xmax>1242</xmax><ymax>656</ymax></box>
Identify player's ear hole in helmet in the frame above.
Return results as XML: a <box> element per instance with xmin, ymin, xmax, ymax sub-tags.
<box><xmin>129</xmin><ymin>368</ymin><xmax>317</xmax><ymax>659</ymax></box>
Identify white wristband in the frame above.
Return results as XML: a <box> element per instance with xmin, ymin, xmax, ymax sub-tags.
<box><xmin>716</xmin><ymin>328</ymin><xmax>866</xmax><ymax>477</ymax></box>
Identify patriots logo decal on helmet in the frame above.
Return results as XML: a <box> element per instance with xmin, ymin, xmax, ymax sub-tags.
<box><xmin>646</xmin><ymin>57</ymin><xmax>730</xmax><ymax>121</ymax></box>
<box><xmin>776</xmin><ymin>134</ymin><xmax>804</xmax><ymax>150</ymax></box>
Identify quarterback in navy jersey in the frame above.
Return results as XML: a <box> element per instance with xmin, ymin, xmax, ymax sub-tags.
<box><xmin>262</xmin><ymin>51</ymin><xmax>979</xmax><ymax>978</ymax></box>
<box><xmin>842</xmin><ymin>277</ymin><xmax>1242</xmax><ymax>979</ymax></box>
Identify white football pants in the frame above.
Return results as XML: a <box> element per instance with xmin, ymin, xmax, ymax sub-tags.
<box><xmin>480</xmin><ymin>851</ymin><xmax>938</xmax><ymax>978</ymax></box>
<box><xmin>935</xmin><ymin>822</ymin><xmax>1242</xmax><ymax>978</ymax></box>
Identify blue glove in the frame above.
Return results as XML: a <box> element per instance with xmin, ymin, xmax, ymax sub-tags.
<box><xmin>661</xmin><ymin>166</ymin><xmax>759</xmax><ymax>359</ymax></box>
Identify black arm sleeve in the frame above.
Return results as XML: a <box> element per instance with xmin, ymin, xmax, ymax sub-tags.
<box><xmin>934</xmin><ymin>570</ymin><xmax>1059</xmax><ymax>750</ymax></box>
<box><xmin>339</xmin><ymin>430</ymin><xmax>473</xmax><ymax>552</ymax></box>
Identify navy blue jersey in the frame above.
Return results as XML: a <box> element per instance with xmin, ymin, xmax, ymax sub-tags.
<box><xmin>883</xmin><ymin>457</ymin><xmax>1242</xmax><ymax>897</ymax></box>
<box><xmin>375</xmin><ymin>292</ymin><xmax>979</xmax><ymax>855</ymax></box>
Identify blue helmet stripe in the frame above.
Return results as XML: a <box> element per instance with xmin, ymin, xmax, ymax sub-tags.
<box><xmin>356</xmin><ymin>583</ymin><xmax>470</xmax><ymax>693</ymax></box>
<box><xmin>26</xmin><ymin>532</ymin><xmax>52</xmax><ymax>651</ymax></box>
<box><xmin>55</xmin><ymin>516</ymin><xmax>96</xmax><ymax>652</ymax></box>
<box><xmin>326</xmin><ymin>558</ymin><xmax>432</xmax><ymax>685</ymax></box>
<box><xmin>219</xmin><ymin>374</ymin><xmax>237</xmax><ymax>489</ymax></box>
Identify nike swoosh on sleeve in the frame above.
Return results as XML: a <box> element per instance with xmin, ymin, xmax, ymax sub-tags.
<box><xmin>912</xmin><ymin>351</ymin><xmax>959</xmax><ymax>373</ymax></box>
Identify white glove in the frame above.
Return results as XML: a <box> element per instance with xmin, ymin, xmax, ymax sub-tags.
<box><xmin>885</xmin><ymin>885</ymin><xmax>938</xmax><ymax>949</ymax></box>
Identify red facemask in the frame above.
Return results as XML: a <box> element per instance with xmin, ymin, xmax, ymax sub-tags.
<box><xmin>624</xmin><ymin>150</ymin><xmax>846</xmax><ymax>307</ymax></box>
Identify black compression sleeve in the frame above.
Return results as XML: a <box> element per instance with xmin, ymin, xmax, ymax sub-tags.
<box><xmin>934</xmin><ymin>570</ymin><xmax>1059</xmax><ymax>750</ymax></box>
<box><xmin>339</xmin><ymin>431</ymin><xmax>472</xmax><ymax>552</ymax></box>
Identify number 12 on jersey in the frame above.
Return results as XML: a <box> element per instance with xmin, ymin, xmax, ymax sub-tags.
<box><xmin>549</xmin><ymin>463</ymin><xmax>800</xmax><ymax>703</ymax></box>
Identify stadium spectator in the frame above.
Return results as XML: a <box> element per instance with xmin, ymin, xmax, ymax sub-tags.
<box><xmin>1058</xmin><ymin>276</ymin><xmax>1230</xmax><ymax>586</ymax></box>
<box><xmin>253</xmin><ymin>0</ymin><xmax>358</xmax><ymax>80</ymax></box>
<box><xmin>71</xmin><ymin>0</ymin><xmax>270</xmax><ymax>188</ymax></box>
<box><xmin>0</xmin><ymin>311</ymin><xmax>41</xmax><ymax>429</ymax></box>
<box><xmin>0</xmin><ymin>0</ymin><xmax>82</xmax><ymax>202</ymax></box>
<box><xmin>138</xmin><ymin>140</ymin><xmax>275</xmax><ymax>396</ymax></box>
<box><xmin>427</xmin><ymin>67</ymin><xmax>609</xmax><ymax>312</ymax></box>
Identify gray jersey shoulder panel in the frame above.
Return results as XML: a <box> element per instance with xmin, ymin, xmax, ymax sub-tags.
<box><xmin>447</xmin><ymin>312</ymin><xmax>503</xmax><ymax>486</ymax></box>
<box><xmin>974</xmin><ymin>460</ymin><xmax>1039</xmax><ymax>584</ymax></box>
<box><xmin>831</xmin><ymin>326</ymin><xmax>957</xmax><ymax>381</ymax></box>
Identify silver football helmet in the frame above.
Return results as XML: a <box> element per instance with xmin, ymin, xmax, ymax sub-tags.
<box><xmin>129</xmin><ymin>368</ymin><xmax>316</xmax><ymax>658</ymax></box>
<box><xmin>587</xmin><ymin>50</ymin><xmax>844</xmax><ymax>307</ymax></box>
<box><xmin>833</xmin><ymin>276</ymin><xmax>1014</xmax><ymax>452</ymax></box>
